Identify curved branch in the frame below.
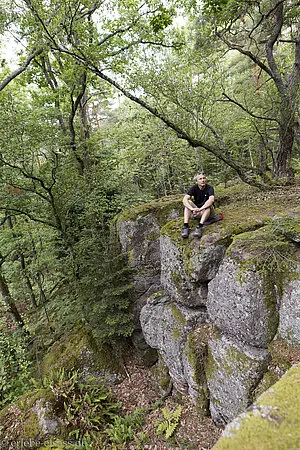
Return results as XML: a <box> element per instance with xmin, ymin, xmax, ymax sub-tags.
<box><xmin>0</xmin><ymin>207</ymin><xmax>57</xmax><ymax>229</ymax></box>
<box><xmin>215</xmin><ymin>30</ymin><xmax>273</xmax><ymax>78</ymax></box>
<box><xmin>0</xmin><ymin>47</ymin><xmax>43</xmax><ymax>92</ymax></box>
<box><xmin>222</xmin><ymin>92</ymin><xmax>279</xmax><ymax>122</ymax></box>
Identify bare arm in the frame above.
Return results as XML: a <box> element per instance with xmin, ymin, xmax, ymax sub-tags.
<box><xmin>199</xmin><ymin>195</ymin><xmax>215</xmax><ymax>211</ymax></box>
<box><xmin>183</xmin><ymin>194</ymin><xmax>194</xmax><ymax>211</ymax></box>
<box><xmin>183</xmin><ymin>194</ymin><xmax>215</xmax><ymax>214</ymax></box>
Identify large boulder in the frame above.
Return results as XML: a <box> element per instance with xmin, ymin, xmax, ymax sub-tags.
<box><xmin>160</xmin><ymin>214</ymin><xmax>265</xmax><ymax>308</ymax></box>
<box><xmin>213</xmin><ymin>363</ymin><xmax>300</xmax><ymax>450</ymax></box>
<box><xmin>40</xmin><ymin>325</ymin><xmax>125</xmax><ymax>385</ymax></box>
<box><xmin>140</xmin><ymin>292</ymin><xmax>207</xmax><ymax>398</ymax></box>
<box><xmin>206</xmin><ymin>331</ymin><xmax>269</xmax><ymax>425</ymax></box>
<box><xmin>278</xmin><ymin>264</ymin><xmax>300</xmax><ymax>346</ymax></box>
<box><xmin>207</xmin><ymin>227</ymin><xmax>296</xmax><ymax>348</ymax></box>
<box><xmin>0</xmin><ymin>389</ymin><xmax>60</xmax><ymax>445</ymax></box>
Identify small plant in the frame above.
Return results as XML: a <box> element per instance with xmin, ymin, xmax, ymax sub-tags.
<box><xmin>105</xmin><ymin>407</ymin><xmax>146</xmax><ymax>447</ymax></box>
<box><xmin>155</xmin><ymin>405</ymin><xmax>182</xmax><ymax>439</ymax></box>
<box><xmin>134</xmin><ymin>431</ymin><xmax>149</xmax><ymax>449</ymax></box>
<box><xmin>0</xmin><ymin>328</ymin><xmax>32</xmax><ymax>408</ymax></box>
<box><xmin>37</xmin><ymin>368</ymin><xmax>120</xmax><ymax>442</ymax></box>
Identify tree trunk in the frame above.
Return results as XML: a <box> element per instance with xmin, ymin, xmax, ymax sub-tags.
<box><xmin>19</xmin><ymin>254</ymin><xmax>38</xmax><ymax>308</ymax></box>
<box><xmin>273</xmin><ymin>106</ymin><xmax>295</xmax><ymax>178</ymax></box>
<box><xmin>0</xmin><ymin>271</ymin><xmax>25</xmax><ymax>328</ymax></box>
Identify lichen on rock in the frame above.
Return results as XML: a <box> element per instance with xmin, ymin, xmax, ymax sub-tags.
<box><xmin>206</xmin><ymin>333</ymin><xmax>269</xmax><ymax>425</ymax></box>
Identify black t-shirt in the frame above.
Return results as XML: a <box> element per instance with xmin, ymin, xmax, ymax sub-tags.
<box><xmin>187</xmin><ymin>184</ymin><xmax>214</xmax><ymax>207</ymax></box>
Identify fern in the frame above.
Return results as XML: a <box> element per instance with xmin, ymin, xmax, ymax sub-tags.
<box><xmin>155</xmin><ymin>405</ymin><xmax>182</xmax><ymax>439</ymax></box>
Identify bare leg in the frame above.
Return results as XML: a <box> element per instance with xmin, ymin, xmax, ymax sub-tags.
<box><xmin>199</xmin><ymin>207</ymin><xmax>211</xmax><ymax>224</ymax></box>
<box><xmin>183</xmin><ymin>200</ymin><xmax>197</xmax><ymax>225</ymax></box>
<box><xmin>184</xmin><ymin>207</ymin><xmax>191</xmax><ymax>223</ymax></box>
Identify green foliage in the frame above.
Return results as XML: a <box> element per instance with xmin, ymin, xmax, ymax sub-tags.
<box><xmin>0</xmin><ymin>327</ymin><xmax>32</xmax><ymax>408</ymax></box>
<box><xmin>150</xmin><ymin>5</ymin><xmax>175</xmax><ymax>32</ymax></box>
<box><xmin>155</xmin><ymin>405</ymin><xmax>182</xmax><ymax>439</ymax></box>
<box><xmin>105</xmin><ymin>408</ymin><xmax>145</xmax><ymax>446</ymax></box>
<box><xmin>36</xmin><ymin>368</ymin><xmax>120</xmax><ymax>443</ymax></box>
<box><xmin>202</xmin><ymin>0</ymin><xmax>246</xmax><ymax>18</ymax></box>
<box><xmin>74</xmin><ymin>232</ymin><xmax>134</xmax><ymax>345</ymax></box>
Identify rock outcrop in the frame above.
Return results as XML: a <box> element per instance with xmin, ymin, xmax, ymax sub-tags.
<box><xmin>115</xmin><ymin>184</ymin><xmax>300</xmax><ymax>424</ymax></box>
<box><xmin>213</xmin><ymin>362</ymin><xmax>300</xmax><ymax>450</ymax></box>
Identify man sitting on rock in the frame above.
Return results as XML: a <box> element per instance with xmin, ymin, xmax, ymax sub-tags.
<box><xmin>181</xmin><ymin>173</ymin><xmax>215</xmax><ymax>238</ymax></box>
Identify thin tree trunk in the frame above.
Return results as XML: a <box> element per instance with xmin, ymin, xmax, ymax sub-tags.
<box><xmin>19</xmin><ymin>254</ymin><xmax>38</xmax><ymax>308</ymax></box>
<box><xmin>0</xmin><ymin>271</ymin><xmax>25</xmax><ymax>328</ymax></box>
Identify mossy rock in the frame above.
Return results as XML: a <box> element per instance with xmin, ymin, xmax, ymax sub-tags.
<box><xmin>254</xmin><ymin>338</ymin><xmax>300</xmax><ymax>396</ymax></box>
<box><xmin>115</xmin><ymin>194</ymin><xmax>182</xmax><ymax>226</ymax></box>
<box><xmin>0</xmin><ymin>388</ymin><xmax>60</xmax><ymax>443</ymax></box>
<box><xmin>169</xmin><ymin>303</ymin><xmax>187</xmax><ymax>326</ymax></box>
<box><xmin>151</xmin><ymin>354</ymin><xmax>171</xmax><ymax>393</ymax></box>
<box><xmin>183</xmin><ymin>325</ymin><xmax>213</xmax><ymax>415</ymax></box>
<box><xmin>39</xmin><ymin>325</ymin><xmax>124</xmax><ymax>384</ymax></box>
<box><xmin>213</xmin><ymin>363</ymin><xmax>300</xmax><ymax>450</ymax></box>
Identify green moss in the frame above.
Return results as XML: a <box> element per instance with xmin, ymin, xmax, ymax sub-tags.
<box><xmin>253</xmin><ymin>370</ymin><xmax>280</xmax><ymax>400</ymax></box>
<box><xmin>115</xmin><ymin>195</ymin><xmax>182</xmax><ymax>225</ymax></box>
<box><xmin>222</xmin><ymin>345</ymin><xmax>252</xmax><ymax>377</ymax></box>
<box><xmin>184</xmin><ymin>327</ymin><xmax>211</xmax><ymax>415</ymax></box>
<box><xmin>214</xmin><ymin>364</ymin><xmax>300</xmax><ymax>450</ymax></box>
<box><xmin>204</xmin><ymin>328</ymin><xmax>221</xmax><ymax>382</ymax></box>
<box><xmin>127</xmin><ymin>249</ymin><xmax>134</xmax><ymax>265</ymax></box>
<box><xmin>151</xmin><ymin>355</ymin><xmax>171</xmax><ymax>392</ymax></box>
<box><xmin>149</xmin><ymin>290</ymin><xmax>165</xmax><ymax>300</ymax></box>
<box><xmin>205</xmin><ymin>346</ymin><xmax>217</xmax><ymax>384</ymax></box>
<box><xmin>161</xmin><ymin>217</ymin><xmax>184</xmax><ymax>243</ymax></box>
<box><xmin>267</xmin><ymin>216</ymin><xmax>300</xmax><ymax>240</ymax></box>
<box><xmin>171</xmin><ymin>271</ymin><xmax>185</xmax><ymax>295</ymax></box>
<box><xmin>40</xmin><ymin>325</ymin><xmax>123</xmax><ymax>377</ymax></box>
<box><xmin>23</xmin><ymin>411</ymin><xmax>42</xmax><ymax>438</ymax></box>
<box><xmin>169</xmin><ymin>304</ymin><xmax>187</xmax><ymax>325</ymax></box>
<box><xmin>0</xmin><ymin>388</ymin><xmax>57</xmax><ymax>442</ymax></box>
<box><xmin>172</xmin><ymin>327</ymin><xmax>181</xmax><ymax>340</ymax></box>
<box><xmin>17</xmin><ymin>388</ymin><xmax>55</xmax><ymax>411</ymax></box>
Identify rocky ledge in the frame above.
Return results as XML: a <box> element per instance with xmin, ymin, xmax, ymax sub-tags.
<box><xmin>115</xmin><ymin>184</ymin><xmax>300</xmax><ymax>426</ymax></box>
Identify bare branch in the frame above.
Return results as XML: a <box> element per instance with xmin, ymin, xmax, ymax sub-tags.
<box><xmin>222</xmin><ymin>92</ymin><xmax>279</xmax><ymax>122</ymax></box>
<box><xmin>0</xmin><ymin>208</ymin><xmax>57</xmax><ymax>229</ymax></box>
<box><xmin>215</xmin><ymin>30</ymin><xmax>274</xmax><ymax>79</ymax></box>
<box><xmin>0</xmin><ymin>47</ymin><xmax>43</xmax><ymax>92</ymax></box>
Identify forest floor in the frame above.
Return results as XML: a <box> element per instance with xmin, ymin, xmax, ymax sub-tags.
<box><xmin>112</xmin><ymin>355</ymin><xmax>222</xmax><ymax>450</ymax></box>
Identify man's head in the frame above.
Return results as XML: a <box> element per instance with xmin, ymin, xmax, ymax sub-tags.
<box><xmin>195</xmin><ymin>173</ymin><xmax>207</xmax><ymax>189</ymax></box>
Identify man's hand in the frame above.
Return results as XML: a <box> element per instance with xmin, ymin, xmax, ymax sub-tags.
<box><xmin>192</xmin><ymin>208</ymin><xmax>201</xmax><ymax>217</ymax></box>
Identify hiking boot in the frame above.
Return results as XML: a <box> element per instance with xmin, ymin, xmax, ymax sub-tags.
<box><xmin>181</xmin><ymin>227</ymin><xmax>189</xmax><ymax>238</ymax></box>
<box><xmin>194</xmin><ymin>225</ymin><xmax>203</xmax><ymax>238</ymax></box>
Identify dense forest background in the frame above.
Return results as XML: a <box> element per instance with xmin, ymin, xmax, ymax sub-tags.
<box><xmin>0</xmin><ymin>0</ymin><xmax>299</xmax><ymax>422</ymax></box>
